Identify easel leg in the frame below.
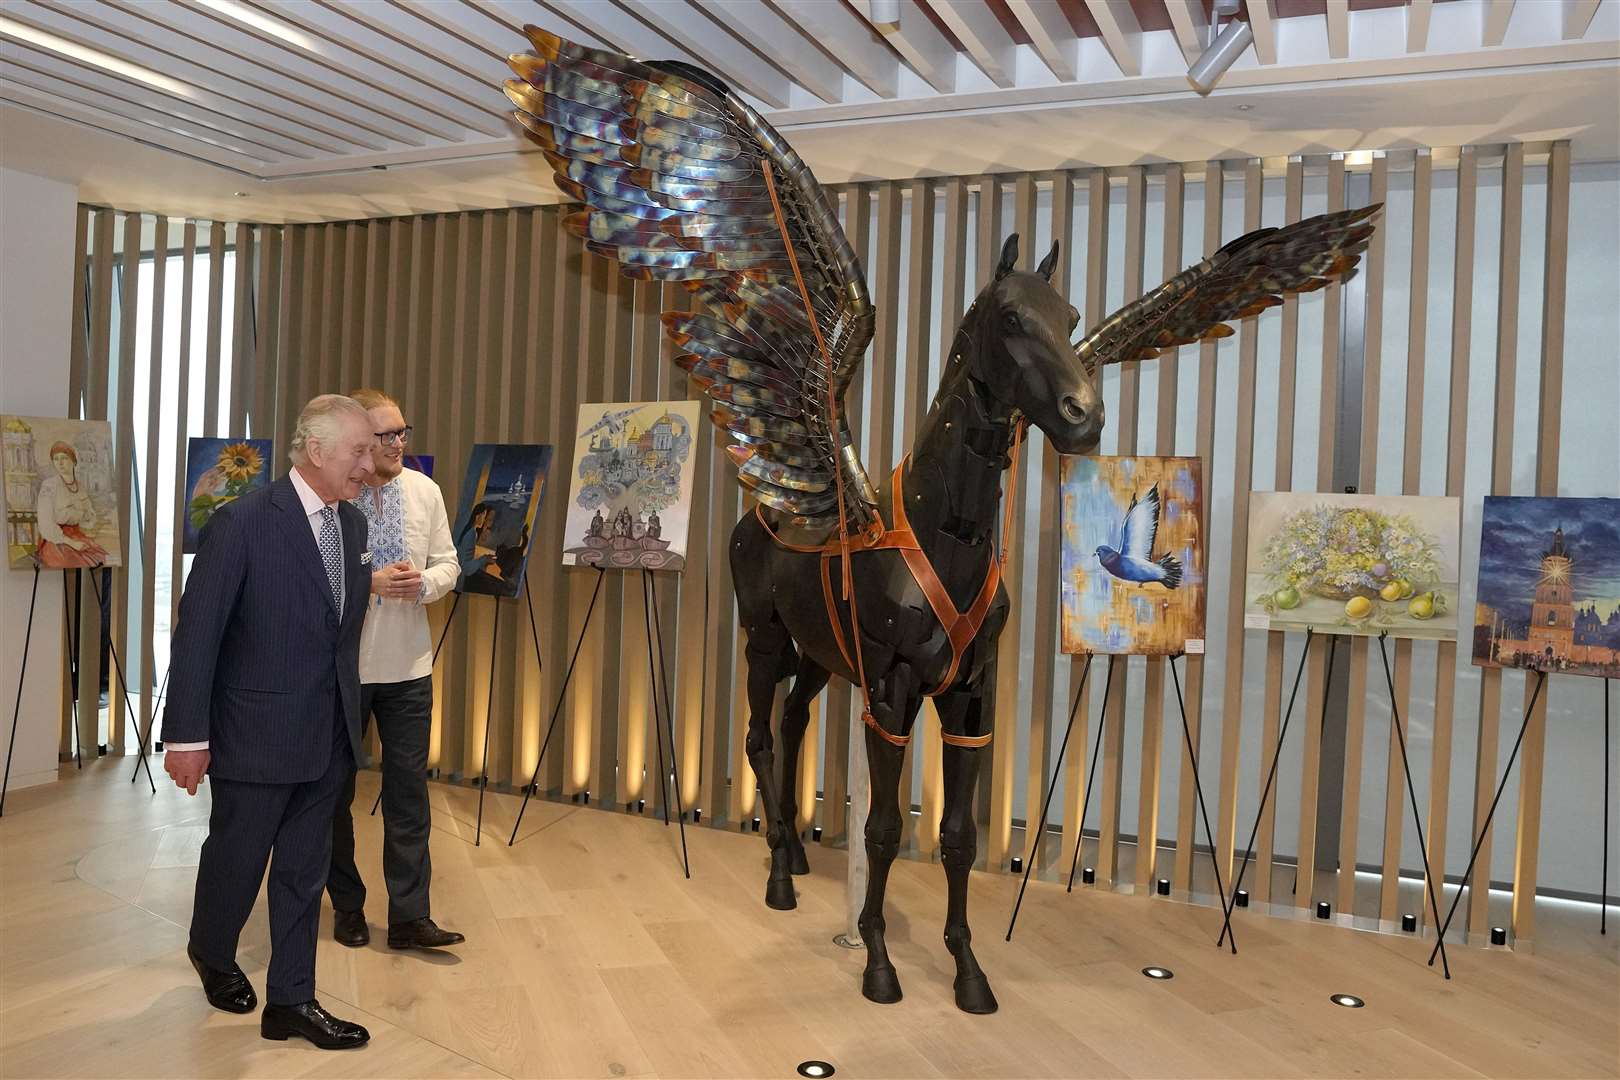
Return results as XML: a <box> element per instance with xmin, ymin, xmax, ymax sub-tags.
<box><xmin>1428</xmin><ymin>669</ymin><xmax>1548</xmax><ymax>964</ymax></box>
<box><xmin>87</xmin><ymin>572</ymin><xmax>155</xmax><ymax>793</ymax></box>
<box><xmin>1065</xmin><ymin>656</ymin><xmax>1119</xmax><ymax>892</ymax></box>
<box><xmin>1603</xmin><ymin>678</ymin><xmax>1610</xmax><ymax>935</ymax></box>
<box><xmin>1</xmin><ymin>566</ymin><xmax>42</xmax><ymax>817</ymax></box>
<box><xmin>641</xmin><ymin>571</ymin><xmax>671</xmax><ymax>826</ymax></box>
<box><xmin>1219</xmin><ymin>627</ymin><xmax>1320</xmax><ymax>948</ymax></box>
<box><xmin>132</xmin><ymin>664</ymin><xmax>169</xmax><ymax>782</ymax></box>
<box><xmin>373</xmin><ymin>590</ymin><xmax>465</xmax><ymax>817</ymax></box>
<box><xmin>1375</xmin><ymin>632</ymin><xmax>1450</xmax><ymax>979</ymax></box>
<box><xmin>1005</xmin><ymin>655</ymin><xmax>1091</xmax><ymax>941</ymax></box>
<box><xmin>64</xmin><ymin>572</ymin><xmax>83</xmax><ymax>770</ymax></box>
<box><xmin>473</xmin><ymin>600</ymin><xmax>501</xmax><ymax>847</ymax></box>
<box><xmin>509</xmin><ymin>568</ymin><xmax>605</xmax><ymax>846</ymax></box>
<box><xmin>645</xmin><ymin>570</ymin><xmax>690</xmax><ymax>878</ymax></box>
<box><xmin>1169</xmin><ymin>654</ymin><xmax>1237</xmax><ymax>953</ymax></box>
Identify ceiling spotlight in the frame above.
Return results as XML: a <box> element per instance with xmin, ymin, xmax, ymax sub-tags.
<box><xmin>1330</xmin><ymin>993</ymin><xmax>1365</xmax><ymax>1008</ymax></box>
<box><xmin>868</xmin><ymin>0</ymin><xmax>901</xmax><ymax>28</ymax></box>
<box><xmin>1188</xmin><ymin>18</ymin><xmax>1254</xmax><ymax>95</ymax></box>
<box><xmin>1141</xmin><ymin>966</ymin><xmax>1174</xmax><ymax>980</ymax></box>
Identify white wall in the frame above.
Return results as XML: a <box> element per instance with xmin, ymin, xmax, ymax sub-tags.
<box><xmin>0</xmin><ymin>166</ymin><xmax>77</xmax><ymax>794</ymax></box>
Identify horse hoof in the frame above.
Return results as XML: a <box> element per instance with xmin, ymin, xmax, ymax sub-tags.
<box><xmin>789</xmin><ymin>845</ymin><xmax>811</xmax><ymax>876</ymax></box>
<box><xmin>953</xmin><ymin>973</ymin><xmax>998</xmax><ymax>1015</ymax></box>
<box><xmin>765</xmin><ymin>878</ymin><xmax>797</xmax><ymax>911</ymax></box>
<box><xmin>862</xmin><ymin>966</ymin><xmax>903</xmax><ymax>1005</ymax></box>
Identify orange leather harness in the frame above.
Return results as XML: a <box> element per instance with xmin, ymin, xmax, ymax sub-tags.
<box><xmin>754</xmin><ymin>431</ymin><xmax>1023</xmax><ymax>749</ymax></box>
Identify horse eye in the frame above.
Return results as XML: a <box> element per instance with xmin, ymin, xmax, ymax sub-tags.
<box><xmin>1002</xmin><ymin>311</ymin><xmax>1020</xmax><ymax>333</ymax></box>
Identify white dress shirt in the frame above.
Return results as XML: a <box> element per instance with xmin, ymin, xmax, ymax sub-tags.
<box><xmin>354</xmin><ymin>466</ymin><xmax>459</xmax><ymax>685</ymax></box>
<box><xmin>167</xmin><ymin>467</ymin><xmax>338</xmax><ymax>753</ymax></box>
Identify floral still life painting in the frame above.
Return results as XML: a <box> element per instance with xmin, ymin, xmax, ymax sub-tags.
<box><xmin>1060</xmin><ymin>456</ymin><xmax>1205</xmax><ymax>655</ymax></box>
<box><xmin>3</xmin><ymin>416</ymin><xmax>121</xmax><ymax>570</ymax></box>
<box><xmin>1245</xmin><ymin>492</ymin><xmax>1460</xmax><ymax>640</ymax></box>
<box><xmin>183</xmin><ymin>437</ymin><xmax>272</xmax><ymax>554</ymax></box>
<box><xmin>451</xmin><ymin>443</ymin><xmax>554</xmax><ymax>598</ymax></box>
<box><xmin>1472</xmin><ymin>496</ymin><xmax>1620</xmax><ymax>679</ymax></box>
<box><xmin>562</xmin><ymin>401</ymin><xmax>700</xmax><ymax>572</ymax></box>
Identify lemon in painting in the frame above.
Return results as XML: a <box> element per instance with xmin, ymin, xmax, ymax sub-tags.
<box><xmin>1380</xmin><ymin>582</ymin><xmax>1404</xmax><ymax>602</ymax></box>
<box><xmin>1408</xmin><ymin>593</ymin><xmax>1436</xmax><ymax>620</ymax></box>
<box><xmin>1345</xmin><ymin>596</ymin><xmax>1373</xmax><ymax>620</ymax></box>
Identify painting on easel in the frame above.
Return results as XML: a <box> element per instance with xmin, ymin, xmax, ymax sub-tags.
<box><xmin>562</xmin><ymin>401</ymin><xmax>699</xmax><ymax>572</ymax></box>
<box><xmin>2</xmin><ymin>416</ymin><xmax>121</xmax><ymax>570</ymax></box>
<box><xmin>450</xmin><ymin>443</ymin><xmax>553</xmax><ymax>598</ymax></box>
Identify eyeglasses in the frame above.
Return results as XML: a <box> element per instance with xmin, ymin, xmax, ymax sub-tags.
<box><xmin>376</xmin><ymin>426</ymin><xmax>413</xmax><ymax>447</ymax></box>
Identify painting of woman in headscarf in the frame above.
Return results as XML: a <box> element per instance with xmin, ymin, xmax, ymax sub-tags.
<box><xmin>35</xmin><ymin>441</ymin><xmax>110</xmax><ymax>569</ymax></box>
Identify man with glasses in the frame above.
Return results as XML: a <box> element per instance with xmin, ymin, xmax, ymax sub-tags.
<box><xmin>326</xmin><ymin>389</ymin><xmax>464</xmax><ymax>953</ymax></box>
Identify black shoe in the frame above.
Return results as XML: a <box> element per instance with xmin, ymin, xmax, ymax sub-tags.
<box><xmin>387</xmin><ymin>917</ymin><xmax>465</xmax><ymax>951</ymax></box>
<box><xmin>187</xmin><ymin>944</ymin><xmax>257</xmax><ymax>1014</ymax></box>
<box><xmin>333</xmin><ymin>909</ymin><xmax>370</xmax><ymax>948</ymax></box>
<box><xmin>260</xmin><ymin>999</ymin><xmax>370</xmax><ymax>1050</ymax></box>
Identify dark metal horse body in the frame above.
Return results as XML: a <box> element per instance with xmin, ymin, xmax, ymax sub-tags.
<box><xmin>731</xmin><ymin>236</ymin><xmax>1099</xmax><ymax>1012</ymax></box>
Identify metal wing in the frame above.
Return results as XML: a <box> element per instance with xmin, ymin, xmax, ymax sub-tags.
<box><xmin>1119</xmin><ymin>485</ymin><xmax>1161</xmax><ymax>562</ymax></box>
<box><xmin>505</xmin><ymin>29</ymin><xmax>878</xmax><ymax>527</ymax></box>
<box><xmin>1074</xmin><ymin>205</ymin><xmax>1380</xmax><ymax>373</ymax></box>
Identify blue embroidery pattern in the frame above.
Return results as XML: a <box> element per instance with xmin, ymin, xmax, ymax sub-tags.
<box><xmin>354</xmin><ymin>476</ymin><xmax>408</xmax><ymax>570</ymax></box>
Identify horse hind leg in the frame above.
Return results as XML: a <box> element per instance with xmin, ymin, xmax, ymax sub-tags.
<box><xmin>739</xmin><ymin>610</ymin><xmax>800</xmax><ymax>911</ymax></box>
<box><xmin>934</xmin><ymin>674</ymin><xmax>999</xmax><ymax>1015</ymax></box>
<box><xmin>778</xmin><ymin>654</ymin><xmax>831</xmax><ymax>875</ymax></box>
<box><xmin>857</xmin><ymin>663</ymin><xmax>922</xmax><ymax>1005</ymax></box>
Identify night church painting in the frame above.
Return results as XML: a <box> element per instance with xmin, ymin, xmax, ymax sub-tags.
<box><xmin>1473</xmin><ymin>496</ymin><xmax>1620</xmax><ymax>679</ymax></box>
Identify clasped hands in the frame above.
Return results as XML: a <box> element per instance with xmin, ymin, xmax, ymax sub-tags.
<box><xmin>371</xmin><ymin>560</ymin><xmax>422</xmax><ymax>601</ymax></box>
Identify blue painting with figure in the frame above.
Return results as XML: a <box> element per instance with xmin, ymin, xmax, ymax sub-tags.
<box><xmin>451</xmin><ymin>443</ymin><xmax>553</xmax><ymax>598</ymax></box>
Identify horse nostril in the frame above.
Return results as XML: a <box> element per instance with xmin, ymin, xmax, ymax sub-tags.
<box><xmin>1060</xmin><ymin>394</ymin><xmax>1086</xmax><ymax>424</ymax></box>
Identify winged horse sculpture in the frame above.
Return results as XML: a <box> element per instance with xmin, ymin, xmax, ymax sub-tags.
<box><xmin>503</xmin><ymin>28</ymin><xmax>1378</xmax><ymax>1014</ymax></box>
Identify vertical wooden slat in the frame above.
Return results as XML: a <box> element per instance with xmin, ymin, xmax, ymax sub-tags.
<box><xmin>204</xmin><ymin>222</ymin><xmax>226</xmax><ymax>437</ymax></box>
<box><xmin>622</xmin><ymin>277</ymin><xmax>658</xmax><ymax>812</ymax></box>
<box><xmin>1511</xmin><ymin>140</ymin><xmax>1570</xmax><ymax>945</ymax></box>
<box><xmin>229</xmin><ymin>224</ymin><xmax>255</xmax><ymax>434</ymax></box>
<box><xmin>109</xmin><ymin>211</ymin><xmax>141</xmax><ymax>753</ymax></box>
<box><xmin>271</xmin><ymin>226</ymin><xmax>297</xmax><ymax>457</ymax></box>
<box><xmin>1215</xmin><ymin>159</ymin><xmax>1261</xmax><ymax>886</ymax></box>
<box><xmin>1255</xmin><ymin>160</ymin><xmax>1303</xmax><ymax>907</ymax></box>
<box><xmin>593</xmin><ymin>260</ymin><xmax>634</xmax><ymax>808</ymax></box>
<box><xmin>1141</xmin><ymin>163</ymin><xmax>1182</xmax><ymax>892</ymax></box>
<box><xmin>1060</xmin><ymin>169</ymin><xmax>1109</xmax><ymax>879</ymax></box>
<box><xmin>1426</xmin><ymin>148</ymin><xmax>1474</xmax><ymax>928</ymax></box>
<box><xmin>61</xmin><ymin>207</ymin><xmax>90</xmax><ymax>754</ymax></box>
<box><xmin>566</xmin><ymin>247</ymin><xmax>608</xmax><ymax>799</ymax></box>
<box><xmin>464</xmin><ymin>212</ymin><xmax>498</xmax><ymax>792</ymax></box>
<box><xmin>1290</xmin><ymin>157</ymin><xmax>1344</xmax><ymax>912</ymax></box>
<box><xmin>138</xmin><ymin>216</ymin><xmax>167</xmax><ymax>749</ymax></box>
<box><xmin>1469</xmin><ymin>142</ymin><xmax>1524</xmax><ymax>939</ymax></box>
<box><xmin>1025</xmin><ymin>171</ymin><xmax>1073</xmax><ymax>875</ymax></box>
<box><xmin>439</xmin><ymin>215</ymin><xmax>473</xmax><ymax>779</ymax></box>
<box><xmin>169</xmin><ymin>222</ymin><xmax>198</xmax><ymax>641</ymax></box>
<box><xmin>253</xmin><ymin>227</ymin><xmax>281</xmax><ymax>438</ymax></box>
<box><xmin>78</xmin><ymin>209</ymin><xmax>115</xmax><ymax>756</ymax></box>
<box><xmin>1097</xmin><ymin>166</ymin><xmax>1145</xmax><ymax>888</ymax></box>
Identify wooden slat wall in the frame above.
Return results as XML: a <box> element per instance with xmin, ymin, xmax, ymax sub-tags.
<box><xmin>67</xmin><ymin>143</ymin><xmax>1581</xmax><ymax>943</ymax></box>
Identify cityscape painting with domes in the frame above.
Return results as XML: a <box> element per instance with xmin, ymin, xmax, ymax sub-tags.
<box><xmin>563</xmin><ymin>400</ymin><xmax>700</xmax><ymax>572</ymax></box>
<box><xmin>1473</xmin><ymin>496</ymin><xmax>1620</xmax><ymax>679</ymax></box>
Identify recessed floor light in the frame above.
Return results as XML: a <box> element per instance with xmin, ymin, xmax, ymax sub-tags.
<box><xmin>1141</xmin><ymin>966</ymin><xmax>1174</xmax><ymax>980</ymax></box>
<box><xmin>1331</xmin><ymin>993</ymin><xmax>1365</xmax><ymax>1008</ymax></box>
<box><xmin>1234</xmin><ymin>103</ymin><xmax>1254</xmax><ymax>111</ymax></box>
<box><xmin>797</xmin><ymin>1061</ymin><xmax>835</xmax><ymax>1078</ymax></box>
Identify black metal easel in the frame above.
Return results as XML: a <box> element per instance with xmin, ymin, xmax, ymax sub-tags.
<box><xmin>1217</xmin><ymin>627</ymin><xmax>1327</xmax><ymax>948</ymax></box>
<box><xmin>1427</xmin><ymin>669</ymin><xmax>1547</xmax><ymax>964</ymax></box>
<box><xmin>1</xmin><ymin>567</ymin><xmax>42</xmax><ymax>817</ymax></box>
<box><xmin>1603</xmin><ymin>677</ymin><xmax>1612</xmax><ymax>936</ymax></box>
<box><xmin>85</xmin><ymin>571</ymin><xmax>156</xmax><ymax>793</ymax></box>
<box><xmin>1373</xmin><ymin>631</ymin><xmax>1450</xmax><ymax>979</ymax></box>
<box><xmin>1064</xmin><ymin>656</ymin><xmax>1117</xmax><ymax>893</ymax></box>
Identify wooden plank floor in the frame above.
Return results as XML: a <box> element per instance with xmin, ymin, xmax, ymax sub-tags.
<box><xmin>2</xmin><ymin>760</ymin><xmax>1615</xmax><ymax>1079</ymax></box>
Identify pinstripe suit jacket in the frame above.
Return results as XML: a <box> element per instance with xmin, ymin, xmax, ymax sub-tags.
<box><xmin>164</xmin><ymin>475</ymin><xmax>370</xmax><ymax>784</ymax></box>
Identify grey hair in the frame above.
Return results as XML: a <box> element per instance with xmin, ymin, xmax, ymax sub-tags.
<box><xmin>288</xmin><ymin>394</ymin><xmax>371</xmax><ymax>467</ymax></box>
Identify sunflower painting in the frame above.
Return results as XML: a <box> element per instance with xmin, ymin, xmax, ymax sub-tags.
<box><xmin>183</xmin><ymin>437</ymin><xmax>272</xmax><ymax>553</ymax></box>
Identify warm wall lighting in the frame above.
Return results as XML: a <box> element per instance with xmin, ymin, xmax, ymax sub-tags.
<box><xmin>194</xmin><ymin>0</ymin><xmax>319</xmax><ymax>52</ymax></box>
<box><xmin>0</xmin><ymin>17</ymin><xmax>196</xmax><ymax>98</ymax></box>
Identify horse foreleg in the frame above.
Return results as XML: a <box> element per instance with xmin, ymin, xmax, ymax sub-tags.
<box><xmin>857</xmin><ymin>664</ymin><xmax>920</xmax><ymax>1005</ymax></box>
<box><xmin>936</xmin><ymin>669</ymin><xmax>999</xmax><ymax>1015</ymax></box>
<box><xmin>779</xmin><ymin>655</ymin><xmax>831</xmax><ymax>875</ymax></box>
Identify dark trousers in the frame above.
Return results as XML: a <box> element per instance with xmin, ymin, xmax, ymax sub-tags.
<box><xmin>189</xmin><ymin>731</ymin><xmax>352</xmax><ymax>1006</ymax></box>
<box><xmin>326</xmin><ymin>675</ymin><xmax>434</xmax><ymax>925</ymax></box>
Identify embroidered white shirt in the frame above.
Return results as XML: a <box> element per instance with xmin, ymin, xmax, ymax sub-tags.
<box><xmin>353</xmin><ymin>466</ymin><xmax>459</xmax><ymax>685</ymax></box>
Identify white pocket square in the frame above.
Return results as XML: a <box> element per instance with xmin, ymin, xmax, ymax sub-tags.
<box><xmin>360</xmin><ymin>551</ymin><xmax>373</xmax><ymax>565</ymax></box>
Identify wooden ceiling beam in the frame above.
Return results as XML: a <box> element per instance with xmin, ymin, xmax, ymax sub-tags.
<box><xmin>851</xmin><ymin>0</ymin><xmax>957</xmax><ymax>94</ymax></box>
<box><xmin>771</xmin><ymin>0</ymin><xmax>899</xmax><ymax>98</ymax></box>
<box><xmin>1086</xmin><ymin>0</ymin><xmax>1143</xmax><ymax>77</ymax></box>
<box><xmin>1003</xmin><ymin>0</ymin><xmax>1080</xmax><ymax>83</ymax></box>
<box><xmin>615</xmin><ymin>0</ymin><xmax>795</xmax><ymax>109</ymax></box>
<box><xmin>924</xmin><ymin>0</ymin><xmax>1017</xmax><ymax>88</ymax></box>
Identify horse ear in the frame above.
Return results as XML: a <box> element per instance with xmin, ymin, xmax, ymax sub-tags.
<box><xmin>1037</xmin><ymin>240</ymin><xmax>1060</xmax><ymax>282</ymax></box>
<box><xmin>995</xmin><ymin>233</ymin><xmax>1019</xmax><ymax>280</ymax></box>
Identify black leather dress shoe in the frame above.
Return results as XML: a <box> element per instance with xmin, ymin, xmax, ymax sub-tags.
<box><xmin>333</xmin><ymin>909</ymin><xmax>370</xmax><ymax>948</ymax></box>
<box><xmin>187</xmin><ymin>944</ymin><xmax>257</xmax><ymax>1014</ymax></box>
<box><xmin>261</xmin><ymin>999</ymin><xmax>370</xmax><ymax>1050</ymax></box>
<box><xmin>387</xmin><ymin>917</ymin><xmax>465</xmax><ymax>950</ymax></box>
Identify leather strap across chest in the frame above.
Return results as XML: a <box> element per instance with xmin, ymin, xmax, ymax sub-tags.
<box><xmin>756</xmin><ymin>451</ymin><xmax>1011</xmax><ymax>700</ymax></box>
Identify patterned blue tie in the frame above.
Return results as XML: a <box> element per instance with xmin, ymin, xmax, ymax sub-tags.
<box><xmin>318</xmin><ymin>506</ymin><xmax>344</xmax><ymax>615</ymax></box>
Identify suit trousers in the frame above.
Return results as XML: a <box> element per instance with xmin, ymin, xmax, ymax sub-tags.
<box><xmin>327</xmin><ymin>675</ymin><xmax>435</xmax><ymax>924</ymax></box>
<box><xmin>189</xmin><ymin>721</ymin><xmax>352</xmax><ymax>1006</ymax></box>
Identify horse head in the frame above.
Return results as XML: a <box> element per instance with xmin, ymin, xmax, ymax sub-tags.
<box><xmin>961</xmin><ymin>233</ymin><xmax>1103</xmax><ymax>455</ymax></box>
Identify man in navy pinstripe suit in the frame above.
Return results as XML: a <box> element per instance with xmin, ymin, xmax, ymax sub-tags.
<box><xmin>163</xmin><ymin>394</ymin><xmax>378</xmax><ymax>1050</ymax></box>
